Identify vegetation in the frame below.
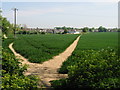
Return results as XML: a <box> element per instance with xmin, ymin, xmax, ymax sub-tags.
<box><xmin>78</xmin><ymin>32</ymin><xmax>118</xmax><ymax>50</ymax></box>
<box><xmin>55</xmin><ymin>26</ymin><xmax>75</xmax><ymax>30</ymax></box>
<box><xmin>13</xmin><ymin>34</ymin><xmax>79</xmax><ymax>63</ymax></box>
<box><xmin>54</xmin><ymin>26</ymin><xmax>119</xmax><ymax>33</ymax></box>
<box><xmin>59</xmin><ymin>32</ymin><xmax>118</xmax><ymax>74</ymax></box>
<box><xmin>15</xmin><ymin>30</ymin><xmax>46</xmax><ymax>35</ymax></box>
<box><xmin>98</xmin><ymin>26</ymin><xmax>107</xmax><ymax>32</ymax></box>
<box><xmin>2</xmin><ymin>49</ymin><xmax>38</xmax><ymax>89</ymax></box>
<box><xmin>0</xmin><ymin>15</ymin><xmax>14</xmax><ymax>37</ymax></box>
<box><xmin>2</xmin><ymin>38</ymin><xmax>38</xmax><ymax>89</ymax></box>
<box><xmin>82</xmin><ymin>27</ymin><xmax>89</xmax><ymax>32</ymax></box>
<box><xmin>51</xmin><ymin>32</ymin><xmax>120</xmax><ymax>89</ymax></box>
<box><xmin>1</xmin><ymin>14</ymin><xmax>38</xmax><ymax>89</ymax></box>
<box><xmin>51</xmin><ymin>48</ymin><xmax>120</xmax><ymax>89</ymax></box>
<box><xmin>0</xmin><ymin>30</ymin><xmax>2</xmax><ymax>88</ymax></box>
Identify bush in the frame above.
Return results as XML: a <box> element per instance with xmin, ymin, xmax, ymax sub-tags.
<box><xmin>2</xmin><ymin>50</ymin><xmax>38</xmax><ymax>89</ymax></box>
<box><xmin>2</xmin><ymin>38</ymin><xmax>14</xmax><ymax>53</ymax></box>
<box><xmin>50</xmin><ymin>79</ymin><xmax>69</xmax><ymax>89</ymax></box>
<box><xmin>52</xmin><ymin>48</ymin><xmax>120</xmax><ymax>89</ymax></box>
<box><xmin>41</xmin><ymin>32</ymin><xmax>45</xmax><ymax>34</ymax></box>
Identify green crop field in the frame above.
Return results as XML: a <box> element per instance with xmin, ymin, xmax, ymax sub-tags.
<box><xmin>59</xmin><ymin>32</ymin><xmax>118</xmax><ymax>73</ymax></box>
<box><xmin>54</xmin><ymin>32</ymin><xmax>120</xmax><ymax>89</ymax></box>
<box><xmin>78</xmin><ymin>32</ymin><xmax>118</xmax><ymax>50</ymax></box>
<box><xmin>13</xmin><ymin>34</ymin><xmax>79</xmax><ymax>63</ymax></box>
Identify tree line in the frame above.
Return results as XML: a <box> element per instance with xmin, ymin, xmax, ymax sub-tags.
<box><xmin>55</xmin><ymin>26</ymin><xmax>120</xmax><ymax>32</ymax></box>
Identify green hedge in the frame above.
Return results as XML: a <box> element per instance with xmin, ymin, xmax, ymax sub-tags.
<box><xmin>2</xmin><ymin>37</ymin><xmax>38</xmax><ymax>90</ymax></box>
<box><xmin>2</xmin><ymin>50</ymin><xmax>38</xmax><ymax>89</ymax></box>
<box><xmin>51</xmin><ymin>48</ymin><xmax>120</xmax><ymax>89</ymax></box>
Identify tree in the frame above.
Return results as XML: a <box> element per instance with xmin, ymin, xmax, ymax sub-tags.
<box><xmin>89</xmin><ymin>27</ymin><xmax>95</xmax><ymax>32</ymax></box>
<box><xmin>0</xmin><ymin>10</ymin><xmax>9</xmax><ymax>35</ymax></box>
<box><xmin>2</xmin><ymin>18</ymin><xmax>12</xmax><ymax>35</ymax></box>
<box><xmin>21</xmin><ymin>27</ymin><xmax>24</xmax><ymax>29</ymax></box>
<box><xmin>82</xmin><ymin>27</ymin><xmax>89</xmax><ymax>32</ymax></box>
<box><xmin>0</xmin><ymin>14</ymin><xmax>14</xmax><ymax>36</ymax></box>
<box><xmin>98</xmin><ymin>26</ymin><xmax>107</xmax><ymax>32</ymax></box>
<box><xmin>55</xmin><ymin>27</ymin><xmax>61</xmax><ymax>30</ymax></box>
<box><xmin>89</xmin><ymin>28</ymin><xmax>92</xmax><ymax>32</ymax></box>
<box><xmin>62</xmin><ymin>26</ymin><xmax>66</xmax><ymax>30</ymax></box>
<box><xmin>62</xmin><ymin>29</ymin><xmax>68</xmax><ymax>34</ymax></box>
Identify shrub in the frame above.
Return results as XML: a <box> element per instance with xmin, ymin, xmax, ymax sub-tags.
<box><xmin>2</xmin><ymin>50</ymin><xmax>38</xmax><ymax>89</ymax></box>
<box><xmin>2</xmin><ymin>38</ymin><xmax>14</xmax><ymax>53</ymax></box>
<box><xmin>41</xmin><ymin>32</ymin><xmax>45</xmax><ymax>34</ymax></box>
<box><xmin>51</xmin><ymin>48</ymin><xmax>120</xmax><ymax>89</ymax></box>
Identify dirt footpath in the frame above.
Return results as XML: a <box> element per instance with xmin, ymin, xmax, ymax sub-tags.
<box><xmin>9</xmin><ymin>35</ymin><xmax>80</xmax><ymax>88</ymax></box>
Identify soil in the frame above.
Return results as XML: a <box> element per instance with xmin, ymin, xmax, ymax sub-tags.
<box><xmin>9</xmin><ymin>35</ymin><xmax>80</xmax><ymax>88</ymax></box>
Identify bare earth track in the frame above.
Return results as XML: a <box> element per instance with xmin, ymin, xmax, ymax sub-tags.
<box><xmin>9</xmin><ymin>35</ymin><xmax>80</xmax><ymax>88</ymax></box>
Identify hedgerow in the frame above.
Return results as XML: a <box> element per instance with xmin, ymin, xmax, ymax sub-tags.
<box><xmin>2</xmin><ymin>39</ymin><xmax>38</xmax><ymax>89</ymax></box>
<box><xmin>2</xmin><ymin>50</ymin><xmax>38</xmax><ymax>89</ymax></box>
<box><xmin>51</xmin><ymin>48</ymin><xmax>120</xmax><ymax>89</ymax></box>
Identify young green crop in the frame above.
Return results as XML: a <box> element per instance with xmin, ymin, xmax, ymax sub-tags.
<box><xmin>59</xmin><ymin>32</ymin><xmax>118</xmax><ymax>74</ymax></box>
<box><xmin>13</xmin><ymin>34</ymin><xmax>79</xmax><ymax>63</ymax></box>
<box><xmin>77</xmin><ymin>32</ymin><xmax>118</xmax><ymax>50</ymax></box>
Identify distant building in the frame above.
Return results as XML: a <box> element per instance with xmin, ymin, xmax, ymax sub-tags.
<box><xmin>68</xmin><ymin>30</ymin><xmax>81</xmax><ymax>34</ymax></box>
<box><xmin>93</xmin><ymin>30</ymin><xmax>99</xmax><ymax>32</ymax></box>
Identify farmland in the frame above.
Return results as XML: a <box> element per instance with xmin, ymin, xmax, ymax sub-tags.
<box><xmin>2</xmin><ymin>32</ymin><xmax>120</xmax><ymax>89</ymax></box>
<box><xmin>13</xmin><ymin>34</ymin><xmax>79</xmax><ymax>63</ymax></box>
<box><xmin>59</xmin><ymin>32</ymin><xmax>118</xmax><ymax>73</ymax></box>
<box><xmin>78</xmin><ymin>32</ymin><xmax>118</xmax><ymax>50</ymax></box>
<box><xmin>1</xmin><ymin>2</ymin><xmax>120</xmax><ymax>88</ymax></box>
<box><xmin>51</xmin><ymin>32</ymin><xmax>120</xmax><ymax>89</ymax></box>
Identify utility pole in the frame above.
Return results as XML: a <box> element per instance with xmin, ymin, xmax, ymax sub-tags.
<box><xmin>12</xmin><ymin>8</ymin><xmax>18</xmax><ymax>38</ymax></box>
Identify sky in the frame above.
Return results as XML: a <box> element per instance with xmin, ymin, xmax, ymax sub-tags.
<box><xmin>1</xmin><ymin>0</ymin><xmax>118</xmax><ymax>28</ymax></box>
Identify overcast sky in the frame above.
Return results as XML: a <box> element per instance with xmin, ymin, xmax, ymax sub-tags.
<box><xmin>2</xmin><ymin>0</ymin><xmax>118</xmax><ymax>28</ymax></box>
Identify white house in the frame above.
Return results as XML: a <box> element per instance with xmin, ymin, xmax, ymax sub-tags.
<box><xmin>68</xmin><ymin>30</ymin><xmax>81</xmax><ymax>34</ymax></box>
